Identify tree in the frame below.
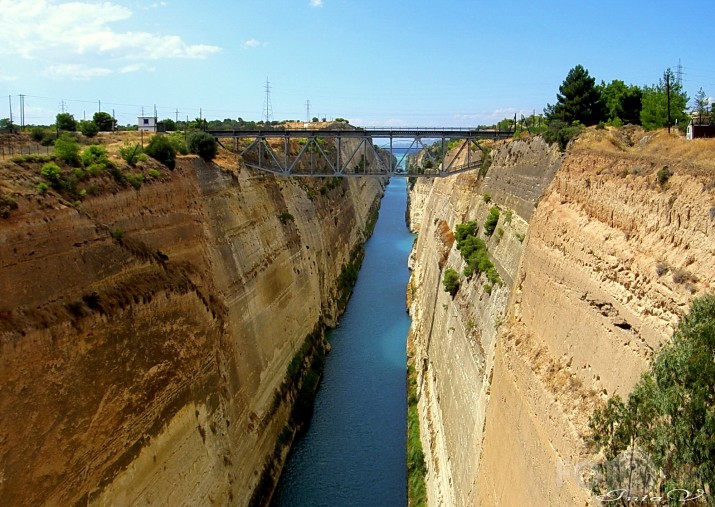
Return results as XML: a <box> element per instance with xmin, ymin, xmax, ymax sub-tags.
<box><xmin>640</xmin><ymin>69</ymin><xmax>689</xmax><ymax>131</ymax></box>
<box><xmin>545</xmin><ymin>65</ymin><xmax>606</xmax><ymax>126</ymax></box>
<box><xmin>693</xmin><ymin>87</ymin><xmax>709</xmax><ymax>117</ymax></box>
<box><xmin>92</xmin><ymin>111</ymin><xmax>115</xmax><ymax>131</ymax></box>
<box><xmin>144</xmin><ymin>135</ymin><xmax>176</xmax><ymax>169</ymax></box>
<box><xmin>161</xmin><ymin>118</ymin><xmax>177</xmax><ymax>131</ymax></box>
<box><xmin>56</xmin><ymin>113</ymin><xmax>77</xmax><ymax>131</ymax></box>
<box><xmin>187</xmin><ymin>131</ymin><xmax>218</xmax><ymax>161</ymax></box>
<box><xmin>599</xmin><ymin>80</ymin><xmax>643</xmax><ymax>125</ymax></box>
<box><xmin>54</xmin><ymin>133</ymin><xmax>81</xmax><ymax>165</ymax></box>
<box><xmin>442</xmin><ymin>268</ymin><xmax>460</xmax><ymax>296</ymax></box>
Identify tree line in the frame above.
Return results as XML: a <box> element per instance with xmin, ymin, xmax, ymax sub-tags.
<box><xmin>481</xmin><ymin>65</ymin><xmax>711</xmax><ymax>148</ymax></box>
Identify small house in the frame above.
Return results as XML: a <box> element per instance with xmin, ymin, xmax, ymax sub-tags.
<box><xmin>137</xmin><ymin>116</ymin><xmax>157</xmax><ymax>132</ymax></box>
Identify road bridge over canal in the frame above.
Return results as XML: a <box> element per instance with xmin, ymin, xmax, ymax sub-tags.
<box><xmin>207</xmin><ymin>128</ymin><xmax>513</xmax><ymax>178</ymax></box>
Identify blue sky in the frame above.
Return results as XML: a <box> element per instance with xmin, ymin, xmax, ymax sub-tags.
<box><xmin>1</xmin><ymin>0</ymin><xmax>714</xmax><ymax>127</ymax></box>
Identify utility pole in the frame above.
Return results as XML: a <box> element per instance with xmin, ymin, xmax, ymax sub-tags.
<box><xmin>305</xmin><ymin>99</ymin><xmax>311</xmax><ymax>122</ymax></box>
<box><xmin>8</xmin><ymin>95</ymin><xmax>13</xmax><ymax>129</ymax></box>
<box><xmin>19</xmin><ymin>94</ymin><xmax>25</xmax><ymax>131</ymax></box>
<box><xmin>175</xmin><ymin>108</ymin><xmax>179</xmax><ymax>124</ymax></box>
<box><xmin>112</xmin><ymin>109</ymin><xmax>116</xmax><ymax>130</ymax></box>
<box><xmin>665</xmin><ymin>70</ymin><xmax>671</xmax><ymax>133</ymax></box>
<box><xmin>98</xmin><ymin>99</ymin><xmax>101</xmax><ymax>113</ymax></box>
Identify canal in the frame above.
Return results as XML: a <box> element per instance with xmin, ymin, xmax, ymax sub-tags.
<box><xmin>272</xmin><ymin>177</ymin><xmax>413</xmax><ymax>506</ymax></box>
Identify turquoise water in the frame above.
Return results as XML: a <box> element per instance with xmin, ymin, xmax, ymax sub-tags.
<box><xmin>272</xmin><ymin>178</ymin><xmax>413</xmax><ymax>506</ymax></box>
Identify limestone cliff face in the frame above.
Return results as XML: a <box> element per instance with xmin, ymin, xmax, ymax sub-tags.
<box><xmin>407</xmin><ymin>130</ymin><xmax>715</xmax><ymax>506</ymax></box>
<box><xmin>0</xmin><ymin>150</ymin><xmax>383</xmax><ymax>506</ymax></box>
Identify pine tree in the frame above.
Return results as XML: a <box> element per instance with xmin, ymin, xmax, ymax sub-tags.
<box><xmin>693</xmin><ymin>87</ymin><xmax>709</xmax><ymax>120</ymax></box>
<box><xmin>545</xmin><ymin>65</ymin><xmax>606</xmax><ymax>126</ymax></box>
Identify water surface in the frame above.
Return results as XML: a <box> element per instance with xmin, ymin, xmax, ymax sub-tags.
<box><xmin>272</xmin><ymin>177</ymin><xmax>413</xmax><ymax>506</ymax></box>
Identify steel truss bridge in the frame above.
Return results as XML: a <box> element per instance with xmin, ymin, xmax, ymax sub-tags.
<box><xmin>207</xmin><ymin>128</ymin><xmax>512</xmax><ymax>178</ymax></box>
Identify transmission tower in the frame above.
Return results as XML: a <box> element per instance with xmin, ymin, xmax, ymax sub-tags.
<box><xmin>305</xmin><ymin>99</ymin><xmax>311</xmax><ymax>122</ymax></box>
<box><xmin>263</xmin><ymin>77</ymin><xmax>273</xmax><ymax>123</ymax></box>
<box><xmin>676</xmin><ymin>59</ymin><xmax>684</xmax><ymax>85</ymax></box>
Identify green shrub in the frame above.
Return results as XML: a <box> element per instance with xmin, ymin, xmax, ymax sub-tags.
<box><xmin>124</xmin><ymin>173</ymin><xmax>144</xmax><ymax>190</ymax></box>
<box><xmin>0</xmin><ymin>195</ymin><xmax>18</xmax><ymax>219</ymax></box>
<box><xmin>278</xmin><ymin>211</ymin><xmax>294</xmax><ymax>224</ymax></box>
<box><xmin>484</xmin><ymin>206</ymin><xmax>500</xmax><ymax>236</ymax></box>
<box><xmin>111</xmin><ymin>228</ymin><xmax>124</xmax><ymax>240</ymax></box>
<box><xmin>455</xmin><ymin>221</ymin><xmax>478</xmax><ymax>245</ymax></box>
<box><xmin>10</xmin><ymin>154</ymin><xmax>54</xmax><ymax>164</ymax></box>
<box><xmin>188</xmin><ymin>131</ymin><xmax>218</xmax><ymax>161</ymax></box>
<box><xmin>79</xmin><ymin>120</ymin><xmax>99</xmax><ymax>137</ymax></box>
<box><xmin>82</xmin><ymin>145</ymin><xmax>104</xmax><ymax>166</ymax></box>
<box><xmin>119</xmin><ymin>142</ymin><xmax>146</xmax><ymax>167</ymax></box>
<box><xmin>54</xmin><ymin>133</ymin><xmax>81</xmax><ymax>165</ymax></box>
<box><xmin>454</xmin><ymin>221</ymin><xmax>502</xmax><ymax>284</ymax></box>
<box><xmin>482</xmin><ymin>193</ymin><xmax>491</xmax><ymax>203</ymax></box>
<box><xmin>148</xmin><ymin>168</ymin><xmax>161</xmax><ymax>179</ymax></box>
<box><xmin>167</xmin><ymin>133</ymin><xmax>189</xmax><ymax>155</ymax></box>
<box><xmin>656</xmin><ymin>166</ymin><xmax>672</xmax><ymax>186</ymax></box>
<box><xmin>40</xmin><ymin>132</ymin><xmax>56</xmax><ymax>146</ymax></box>
<box><xmin>587</xmin><ymin>294</ymin><xmax>715</xmax><ymax>499</ymax></box>
<box><xmin>30</xmin><ymin>126</ymin><xmax>45</xmax><ymax>142</ymax></box>
<box><xmin>443</xmin><ymin>268</ymin><xmax>460</xmax><ymax>296</ymax></box>
<box><xmin>145</xmin><ymin>135</ymin><xmax>176</xmax><ymax>169</ymax></box>
<box><xmin>41</xmin><ymin>162</ymin><xmax>62</xmax><ymax>188</ymax></box>
<box><xmin>483</xmin><ymin>283</ymin><xmax>492</xmax><ymax>295</ymax></box>
<box><xmin>542</xmin><ymin>120</ymin><xmax>584</xmax><ymax>151</ymax></box>
<box><xmin>37</xmin><ymin>182</ymin><xmax>48</xmax><ymax>193</ymax></box>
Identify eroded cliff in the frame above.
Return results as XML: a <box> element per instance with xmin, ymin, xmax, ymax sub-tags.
<box><xmin>407</xmin><ymin>129</ymin><xmax>715</xmax><ymax>506</ymax></box>
<box><xmin>0</xmin><ymin>139</ymin><xmax>383</xmax><ymax>505</ymax></box>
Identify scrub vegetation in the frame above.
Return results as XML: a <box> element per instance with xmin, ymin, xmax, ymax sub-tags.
<box><xmin>587</xmin><ymin>294</ymin><xmax>715</xmax><ymax>500</ymax></box>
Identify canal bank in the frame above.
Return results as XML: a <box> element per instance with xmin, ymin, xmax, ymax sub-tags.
<box><xmin>272</xmin><ymin>178</ymin><xmax>413</xmax><ymax>506</ymax></box>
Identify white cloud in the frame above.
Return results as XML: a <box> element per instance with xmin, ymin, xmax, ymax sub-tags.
<box><xmin>0</xmin><ymin>73</ymin><xmax>18</xmax><ymax>82</ymax></box>
<box><xmin>0</xmin><ymin>0</ymin><xmax>220</xmax><ymax>62</ymax></box>
<box><xmin>119</xmin><ymin>63</ymin><xmax>155</xmax><ymax>74</ymax></box>
<box><xmin>42</xmin><ymin>63</ymin><xmax>112</xmax><ymax>80</ymax></box>
<box><xmin>241</xmin><ymin>39</ymin><xmax>261</xmax><ymax>49</ymax></box>
<box><xmin>309</xmin><ymin>0</ymin><xmax>323</xmax><ymax>7</ymax></box>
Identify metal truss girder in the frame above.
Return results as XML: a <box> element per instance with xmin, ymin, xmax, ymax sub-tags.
<box><xmin>214</xmin><ymin>128</ymin><xmax>502</xmax><ymax>178</ymax></box>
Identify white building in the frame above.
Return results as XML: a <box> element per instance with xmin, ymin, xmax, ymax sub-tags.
<box><xmin>137</xmin><ymin>116</ymin><xmax>157</xmax><ymax>132</ymax></box>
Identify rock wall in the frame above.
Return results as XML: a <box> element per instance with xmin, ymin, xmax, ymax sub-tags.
<box><xmin>0</xmin><ymin>148</ymin><xmax>383</xmax><ymax>505</ymax></box>
<box><xmin>406</xmin><ymin>137</ymin><xmax>557</xmax><ymax>506</ymax></box>
<box><xmin>407</xmin><ymin>130</ymin><xmax>715</xmax><ymax>506</ymax></box>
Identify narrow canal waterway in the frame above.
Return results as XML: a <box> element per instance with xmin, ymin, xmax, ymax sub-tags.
<box><xmin>272</xmin><ymin>177</ymin><xmax>413</xmax><ymax>506</ymax></box>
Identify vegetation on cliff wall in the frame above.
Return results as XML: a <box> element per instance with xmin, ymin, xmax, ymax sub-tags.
<box><xmin>587</xmin><ymin>294</ymin><xmax>715</xmax><ymax>499</ymax></box>
<box><xmin>251</xmin><ymin>325</ymin><xmax>328</xmax><ymax>507</ymax></box>
<box><xmin>454</xmin><ymin>221</ymin><xmax>500</xmax><ymax>284</ymax></box>
<box><xmin>407</xmin><ymin>360</ymin><xmax>427</xmax><ymax>506</ymax></box>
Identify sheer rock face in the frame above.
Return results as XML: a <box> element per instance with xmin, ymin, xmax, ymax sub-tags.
<box><xmin>0</xmin><ymin>155</ymin><xmax>383</xmax><ymax>506</ymax></box>
<box><xmin>407</xmin><ymin>131</ymin><xmax>715</xmax><ymax>506</ymax></box>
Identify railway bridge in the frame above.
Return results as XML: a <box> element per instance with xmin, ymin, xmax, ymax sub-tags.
<box><xmin>207</xmin><ymin>127</ymin><xmax>513</xmax><ymax>177</ymax></box>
